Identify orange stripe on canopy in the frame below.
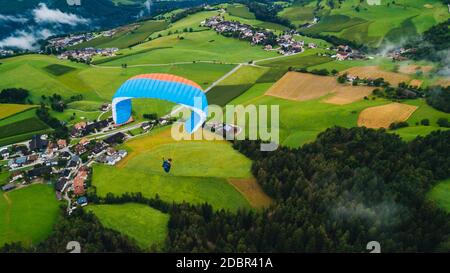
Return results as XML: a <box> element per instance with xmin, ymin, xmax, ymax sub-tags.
<box><xmin>131</xmin><ymin>73</ymin><xmax>203</xmax><ymax>90</ymax></box>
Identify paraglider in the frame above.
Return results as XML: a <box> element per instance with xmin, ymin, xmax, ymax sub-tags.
<box><xmin>162</xmin><ymin>158</ymin><xmax>172</xmax><ymax>173</ymax></box>
<box><xmin>112</xmin><ymin>73</ymin><xmax>208</xmax><ymax>134</ymax></box>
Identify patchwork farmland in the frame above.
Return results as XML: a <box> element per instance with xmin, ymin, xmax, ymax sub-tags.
<box><xmin>0</xmin><ymin>1</ymin><xmax>449</xmax><ymax>253</ymax></box>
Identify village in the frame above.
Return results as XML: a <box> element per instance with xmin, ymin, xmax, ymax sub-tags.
<box><xmin>201</xmin><ymin>15</ymin><xmax>367</xmax><ymax>61</ymax></box>
<box><xmin>0</xmin><ymin>108</ymin><xmax>166</xmax><ymax>215</ymax></box>
<box><xmin>0</xmin><ymin>102</ymin><xmax>242</xmax><ymax>215</ymax></box>
<box><xmin>0</xmin><ymin>49</ymin><xmax>14</xmax><ymax>57</ymax></box>
<box><xmin>57</xmin><ymin>47</ymin><xmax>119</xmax><ymax>63</ymax></box>
<box><xmin>202</xmin><ymin>16</ymin><xmax>307</xmax><ymax>56</ymax></box>
<box><xmin>47</xmin><ymin>33</ymin><xmax>96</xmax><ymax>50</ymax></box>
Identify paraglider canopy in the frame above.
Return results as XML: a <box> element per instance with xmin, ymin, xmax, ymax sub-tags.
<box><xmin>112</xmin><ymin>73</ymin><xmax>208</xmax><ymax>134</ymax></box>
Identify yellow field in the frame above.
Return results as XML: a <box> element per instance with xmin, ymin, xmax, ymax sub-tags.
<box><xmin>358</xmin><ymin>103</ymin><xmax>418</xmax><ymax>129</ymax></box>
<box><xmin>409</xmin><ymin>79</ymin><xmax>423</xmax><ymax>88</ymax></box>
<box><xmin>436</xmin><ymin>78</ymin><xmax>450</xmax><ymax>87</ymax></box>
<box><xmin>265</xmin><ymin>72</ymin><xmax>339</xmax><ymax>101</ymax></box>
<box><xmin>398</xmin><ymin>65</ymin><xmax>433</xmax><ymax>75</ymax></box>
<box><xmin>344</xmin><ymin>66</ymin><xmax>411</xmax><ymax>86</ymax></box>
<box><xmin>266</xmin><ymin>71</ymin><xmax>375</xmax><ymax>104</ymax></box>
<box><xmin>228</xmin><ymin>178</ymin><xmax>273</xmax><ymax>209</ymax></box>
<box><xmin>0</xmin><ymin>104</ymin><xmax>35</xmax><ymax>120</ymax></box>
<box><xmin>323</xmin><ymin>85</ymin><xmax>374</xmax><ymax>105</ymax></box>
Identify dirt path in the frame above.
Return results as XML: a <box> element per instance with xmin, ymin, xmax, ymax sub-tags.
<box><xmin>2</xmin><ymin>193</ymin><xmax>12</xmax><ymax>225</ymax></box>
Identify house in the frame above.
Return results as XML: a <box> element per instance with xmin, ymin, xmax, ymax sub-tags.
<box><xmin>45</xmin><ymin>158</ymin><xmax>59</xmax><ymax>167</ymax></box>
<box><xmin>67</xmin><ymin>156</ymin><xmax>80</xmax><ymax>169</ymax></box>
<box><xmin>10</xmin><ymin>173</ymin><xmax>23</xmax><ymax>182</ymax></box>
<box><xmin>84</xmin><ymin>123</ymin><xmax>96</xmax><ymax>135</ymax></box>
<box><xmin>55</xmin><ymin>177</ymin><xmax>69</xmax><ymax>193</ymax></box>
<box><xmin>335</xmin><ymin>52</ymin><xmax>350</xmax><ymax>61</ymax></box>
<box><xmin>73</xmin><ymin>169</ymin><xmax>88</xmax><ymax>196</ymax></box>
<box><xmin>29</xmin><ymin>135</ymin><xmax>49</xmax><ymax>152</ymax></box>
<box><xmin>27</xmin><ymin>166</ymin><xmax>52</xmax><ymax>180</ymax></box>
<box><xmin>96</xmin><ymin>154</ymin><xmax>107</xmax><ymax>164</ymax></box>
<box><xmin>2</xmin><ymin>184</ymin><xmax>16</xmax><ymax>192</ymax></box>
<box><xmin>74</xmin><ymin>143</ymin><xmax>87</xmax><ymax>155</ymax></box>
<box><xmin>118</xmin><ymin>150</ymin><xmax>128</xmax><ymax>158</ymax></box>
<box><xmin>0</xmin><ymin>148</ymin><xmax>9</xmax><ymax>159</ymax></box>
<box><xmin>61</xmin><ymin>169</ymin><xmax>72</xmax><ymax>180</ymax></box>
<box><xmin>57</xmin><ymin>139</ymin><xmax>67</xmax><ymax>149</ymax></box>
<box><xmin>100</xmin><ymin>104</ymin><xmax>110</xmax><ymax>111</ymax></box>
<box><xmin>27</xmin><ymin>154</ymin><xmax>38</xmax><ymax>162</ymax></box>
<box><xmin>106</xmin><ymin>154</ymin><xmax>121</xmax><ymax>165</ymax></box>
<box><xmin>47</xmin><ymin>142</ymin><xmax>58</xmax><ymax>152</ymax></box>
<box><xmin>13</xmin><ymin>145</ymin><xmax>29</xmax><ymax>156</ymax></box>
<box><xmin>141</xmin><ymin>122</ymin><xmax>152</xmax><ymax>131</ymax></box>
<box><xmin>71</xmin><ymin>122</ymin><xmax>87</xmax><ymax>137</ymax></box>
<box><xmin>79</xmin><ymin>138</ymin><xmax>90</xmax><ymax>146</ymax></box>
<box><xmin>60</xmin><ymin>151</ymin><xmax>71</xmax><ymax>160</ymax></box>
<box><xmin>104</xmin><ymin>132</ymin><xmax>126</xmax><ymax>145</ymax></box>
<box><xmin>106</xmin><ymin>147</ymin><xmax>116</xmax><ymax>156</ymax></box>
<box><xmin>8</xmin><ymin>156</ymin><xmax>28</xmax><ymax>169</ymax></box>
<box><xmin>77</xmin><ymin>196</ymin><xmax>88</xmax><ymax>206</ymax></box>
<box><xmin>92</xmin><ymin>142</ymin><xmax>107</xmax><ymax>155</ymax></box>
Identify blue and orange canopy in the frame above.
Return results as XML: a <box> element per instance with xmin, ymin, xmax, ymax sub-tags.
<box><xmin>112</xmin><ymin>73</ymin><xmax>208</xmax><ymax>134</ymax></box>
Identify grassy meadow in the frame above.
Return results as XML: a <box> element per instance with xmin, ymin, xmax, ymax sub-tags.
<box><xmin>92</xmin><ymin>128</ymin><xmax>253</xmax><ymax>211</ymax></box>
<box><xmin>428</xmin><ymin>178</ymin><xmax>450</xmax><ymax>213</ymax></box>
<box><xmin>0</xmin><ymin>184</ymin><xmax>60</xmax><ymax>247</ymax></box>
<box><xmin>86</xmin><ymin>203</ymin><xmax>169</xmax><ymax>250</ymax></box>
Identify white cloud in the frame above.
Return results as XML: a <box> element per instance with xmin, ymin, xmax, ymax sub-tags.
<box><xmin>0</xmin><ymin>29</ymin><xmax>53</xmax><ymax>50</ymax></box>
<box><xmin>33</xmin><ymin>3</ymin><xmax>89</xmax><ymax>26</ymax></box>
<box><xmin>0</xmin><ymin>14</ymin><xmax>28</xmax><ymax>23</ymax></box>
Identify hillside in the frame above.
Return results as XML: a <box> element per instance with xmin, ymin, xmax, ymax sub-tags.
<box><xmin>280</xmin><ymin>0</ymin><xmax>450</xmax><ymax>47</ymax></box>
<box><xmin>0</xmin><ymin>1</ymin><xmax>449</xmax><ymax>254</ymax></box>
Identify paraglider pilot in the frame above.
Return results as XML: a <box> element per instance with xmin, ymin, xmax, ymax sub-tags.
<box><xmin>162</xmin><ymin>158</ymin><xmax>173</xmax><ymax>173</ymax></box>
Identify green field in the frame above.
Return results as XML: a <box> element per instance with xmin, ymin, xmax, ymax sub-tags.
<box><xmin>0</xmin><ymin>108</ymin><xmax>52</xmax><ymax>146</ymax></box>
<box><xmin>290</xmin><ymin>0</ymin><xmax>450</xmax><ymax>47</ymax></box>
<box><xmin>227</xmin><ymin>4</ymin><xmax>256</xmax><ymax>19</ymax></box>
<box><xmin>86</xmin><ymin>203</ymin><xmax>169</xmax><ymax>250</ymax></box>
<box><xmin>72</xmin><ymin>20</ymin><xmax>169</xmax><ymax>49</ymax></box>
<box><xmin>207</xmin><ymin>84</ymin><xmax>254</xmax><ymax>106</ymax></box>
<box><xmin>0</xmin><ymin>184</ymin><xmax>60</xmax><ymax>247</ymax></box>
<box><xmin>257</xmin><ymin>49</ymin><xmax>332</xmax><ymax>70</ymax></box>
<box><xmin>0</xmin><ymin>117</ymin><xmax>49</xmax><ymax>139</ymax></box>
<box><xmin>428</xmin><ymin>178</ymin><xmax>450</xmax><ymax>213</ymax></box>
<box><xmin>305</xmin><ymin>15</ymin><xmax>367</xmax><ymax>34</ymax></box>
<box><xmin>92</xmin><ymin>129</ymin><xmax>252</xmax><ymax>211</ymax></box>
<box><xmin>95</xmin><ymin>30</ymin><xmax>278</xmax><ymax>66</ymax></box>
<box><xmin>279</xmin><ymin>2</ymin><xmax>315</xmax><ymax>26</ymax></box>
<box><xmin>0</xmin><ymin>54</ymin><xmax>236</xmax><ymax>121</ymax></box>
<box><xmin>44</xmin><ymin>64</ymin><xmax>76</xmax><ymax>76</ymax></box>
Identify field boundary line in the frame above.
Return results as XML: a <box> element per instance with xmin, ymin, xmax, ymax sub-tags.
<box><xmin>0</xmin><ymin>107</ymin><xmax>38</xmax><ymax>122</ymax></box>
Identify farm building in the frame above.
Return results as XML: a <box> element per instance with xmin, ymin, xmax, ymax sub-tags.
<box><xmin>1</xmin><ymin>184</ymin><xmax>16</xmax><ymax>192</ymax></box>
<box><xmin>27</xmin><ymin>166</ymin><xmax>52</xmax><ymax>180</ymax></box>
<box><xmin>55</xmin><ymin>178</ymin><xmax>69</xmax><ymax>193</ymax></box>
<box><xmin>104</xmin><ymin>132</ymin><xmax>126</xmax><ymax>145</ymax></box>
<box><xmin>73</xmin><ymin>168</ymin><xmax>88</xmax><ymax>196</ymax></box>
